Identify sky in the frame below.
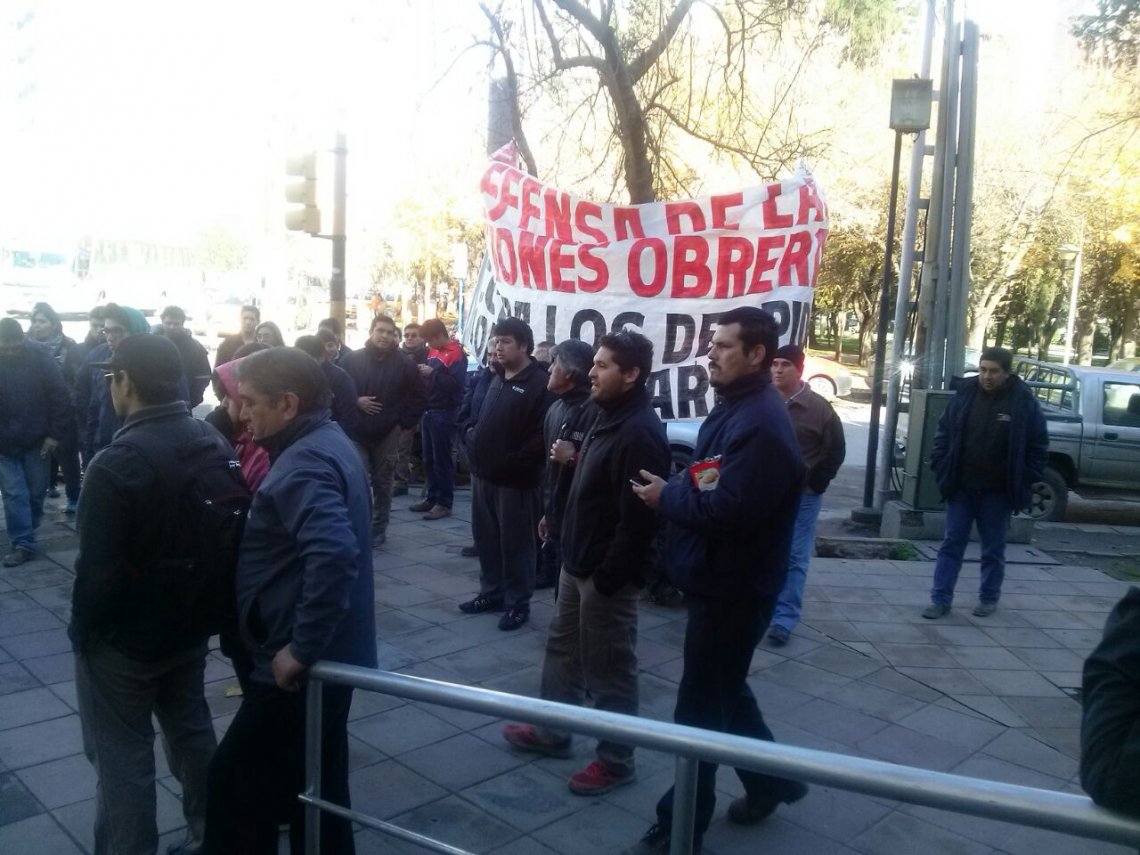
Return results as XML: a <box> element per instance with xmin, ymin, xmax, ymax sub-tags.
<box><xmin>0</xmin><ymin>0</ymin><xmax>1095</xmax><ymax>252</ymax></box>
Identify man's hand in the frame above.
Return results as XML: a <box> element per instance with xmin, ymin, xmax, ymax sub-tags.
<box><xmin>538</xmin><ymin>515</ymin><xmax>549</xmax><ymax>542</ymax></box>
<box><xmin>632</xmin><ymin>470</ymin><xmax>666</xmax><ymax>509</ymax></box>
<box><xmin>550</xmin><ymin>439</ymin><xmax>576</xmax><ymax>464</ymax></box>
<box><xmin>357</xmin><ymin>396</ymin><xmax>383</xmax><ymax>415</ymax></box>
<box><xmin>418</xmin><ymin>364</ymin><xmax>432</xmax><ymax>377</ymax></box>
<box><xmin>272</xmin><ymin>646</ymin><xmax>308</xmax><ymax>692</ymax></box>
<box><xmin>40</xmin><ymin>437</ymin><xmax>59</xmax><ymax>459</ymax></box>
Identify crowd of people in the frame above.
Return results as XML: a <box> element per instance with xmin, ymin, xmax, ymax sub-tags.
<box><xmin>1</xmin><ymin>299</ymin><xmax>1138</xmax><ymax>854</ymax></box>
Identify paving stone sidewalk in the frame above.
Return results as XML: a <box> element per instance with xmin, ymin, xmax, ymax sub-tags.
<box><xmin>1</xmin><ymin>488</ymin><xmax>1136</xmax><ymax>854</ymax></box>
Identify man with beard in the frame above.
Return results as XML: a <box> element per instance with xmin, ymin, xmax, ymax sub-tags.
<box><xmin>630</xmin><ymin>308</ymin><xmax>807</xmax><ymax>853</ymax></box>
<box><xmin>343</xmin><ymin>315</ymin><xmax>423</xmax><ymax>544</ymax></box>
<box><xmin>503</xmin><ymin>330</ymin><xmax>669</xmax><ymax>795</ymax></box>
<box><xmin>0</xmin><ymin>318</ymin><xmax>71</xmax><ymax>566</ymax></box>
<box><xmin>159</xmin><ymin>305</ymin><xmax>212</xmax><ymax>408</ymax></box>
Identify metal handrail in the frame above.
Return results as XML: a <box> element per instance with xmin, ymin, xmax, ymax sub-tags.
<box><xmin>302</xmin><ymin>662</ymin><xmax>1140</xmax><ymax>855</ymax></box>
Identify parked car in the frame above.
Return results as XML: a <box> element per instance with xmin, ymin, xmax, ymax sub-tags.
<box><xmin>1015</xmin><ymin>357</ymin><xmax>1140</xmax><ymax>520</ymax></box>
<box><xmin>802</xmin><ymin>354</ymin><xmax>852</xmax><ymax>400</ymax></box>
<box><xmin>1107</xmin><ymin>357</ymin><xmax>1140</xmax><ymax>372</ymax></box>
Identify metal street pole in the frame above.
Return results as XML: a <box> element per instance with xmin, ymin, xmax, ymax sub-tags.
<box><xmin>1062</xmin><ymin>224</ymin><xmax>1084</xmax><ymax>365</ymax></box>
<box><xmin>862</xmin><ymin>131</ymin><xmax>905</xmax><ymax>513</ymax></box>
<box><xmin>330</xmin><ymin>132</ymin><xmax>347</xmax><ymax>330</ymax></box>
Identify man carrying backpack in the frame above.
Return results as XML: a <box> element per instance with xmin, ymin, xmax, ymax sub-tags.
<box><xmin>70</xmin><ymin>334</ymin><xmax>248</xmax><ymax>855</ymax></box>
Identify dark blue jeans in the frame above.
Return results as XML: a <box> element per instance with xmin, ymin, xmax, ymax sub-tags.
<box><xmin>421</xmin><ymin>408</ymin><xmax>458</xmax><ymax>509</ymax></box>
<box><xmin>655</xmin><ymin>593</ymin><xmax>800</xmax><ymax>836</ymax></box>
<box><xmin>931</xmin><ymin>488</ymin><xmax>1011</xmax><ymax>607</ymax></box>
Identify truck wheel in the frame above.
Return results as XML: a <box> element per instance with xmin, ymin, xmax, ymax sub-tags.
<box><xmin>1029</xmin><ymin>467</ymin><xmax>1068</xmax><ymax>521</ymax></box>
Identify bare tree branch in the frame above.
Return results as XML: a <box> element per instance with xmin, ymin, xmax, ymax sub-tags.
<box><xmin>630</xmin><ymin>0</ymin><xmax>697</xmax><ymax>82</ymax></box>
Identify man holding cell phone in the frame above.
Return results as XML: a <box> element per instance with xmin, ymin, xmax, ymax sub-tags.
<box><xmin>502</xmin><ymin>329</ymin><xmax>669</xmax><ymax>797</ymax></box>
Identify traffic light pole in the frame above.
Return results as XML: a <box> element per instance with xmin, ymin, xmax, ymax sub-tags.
<box><xmin>330</xmin><ymin>132</ymin><xmax>347</xmax><ymax>330</ymax></box>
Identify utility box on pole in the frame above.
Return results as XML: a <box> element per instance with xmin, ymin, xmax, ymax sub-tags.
<box><xmin>901</xmin><ymin>389</ymin><xmax>954</xmax><ymax>511</ymax></box>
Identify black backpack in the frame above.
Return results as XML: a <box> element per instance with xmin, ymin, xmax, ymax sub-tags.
<box><xmin>118</xmin><ymin>420</ymin><xmax>252</xmax><ymax>642</ymax></box>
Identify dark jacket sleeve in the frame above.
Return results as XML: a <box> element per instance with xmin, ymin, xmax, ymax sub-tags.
<box><xmin>593</xmin><ymin>423</ymin><xmax>671</xmax><ymax>596</ymax></box>
<box><xmin>69</xmin><ymin>459</ymin><xmax>134</xmax><ymax>651</ymax></box>
<box><xmin>1024</xmin><ymin>397</ymin><xmax>1048</xmax><ymax>485</ymax></box>
<box><xmin>400</xmin><ymin>360</ymin><xmax>426</xmax><ymax>429</ymax></box>
<box><xmin>332</xmin><ymin>368</ymin><xmax>360</xmax><ymax>437</ymax></box>
<box><xmin>42</xmin><ymin>350</ymin><xmax>72</xmax><ymax>442</ymax></box>
<box><xmin>185</xmin><ymin>340</ymin><xmax>212</xmax><ymax>408</ymax></box>
<box><xmin>74</xmin><ymin>357</ymin><xmax>95</xmax><ymax>457</ymax></box>
<box><xmin>808</xmin><ymin>407</ymin><xmax>846</xmax><ymax>494</ymax></box>
<box><xmin>276</xmin><ymin>462</ymin><xmax>364</xmax><ymax>666</ymax></box>
<box><xmin>659</xmin><ymin>424</ymin><xmax>799</xmax><ymax>538</ymax></box>
<box><xmin>1081</xmin><ymin>588</ymin><xmax>1140</xmax><ymax>816</ymax></box>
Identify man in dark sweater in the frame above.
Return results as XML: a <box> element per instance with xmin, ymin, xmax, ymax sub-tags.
<box><xmin>460</xmin><ymin>318</ymin><xmax>551</xmax><ymax>630</ymax></box>
<box><xmin>503</xmin><ymin>330</ymin><xmax>669</xmax><ymax>795</ymax></box>
<box><xmin>160</xmin><ymin>305</ymin><xmax>212</xmax><ymax>408</ymax></box>
<box><xmin>630</xmin><ymin>308</ymin><xmax>806</xmax><ymax>853</ymax></box>
<box><xmin>923</xmin><ymin>346</ymin><xmax>1048</xmax><ymax>619</ymax></box>
<box><xmin>343</xmin><ymin>315</ymin><xmax>424</xmax><ymax>544</ymax></box>
<box><xmin>536</xmin><ymin>339</ymin><xmax>596</xmax><ymax>589</ymax></box>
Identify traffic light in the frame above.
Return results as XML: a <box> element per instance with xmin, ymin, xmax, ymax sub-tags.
<box><xmin>285</xmin><ymin>153</ymin><xmax>320</xmax><ymax>234</ymax></box>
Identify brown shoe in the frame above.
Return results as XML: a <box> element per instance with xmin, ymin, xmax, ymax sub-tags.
<box><xmin>2</xmin><ymin>548</ymin><xmax>33</xmax><ymax>567</ymax></box>
<box><xmin>408</xmin><ymin>499</ymin><xmax>433</xmax><ymax>512</ymax></box>
<box><xmin>423</xmin><ymin>505</ymin><xmax>451</xmax><ymax>521</ymax></box>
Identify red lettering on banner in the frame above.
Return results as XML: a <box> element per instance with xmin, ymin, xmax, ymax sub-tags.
<box><xmin>549</xmin><ymin>242</ymin><xmax>576</xmax><ymax>293</ymax></box>
<box><xmin>747</xmin><ymin>235</ymin><xmax>785</xmax><ymax>294</ymax></box>
<box><xmin>494</xmin><ymin>227</ymin><xmax>518</xmax><ymax>284</ymax></box>
<box><xmin>665</xmin><ymin>202</ymin><xmax>706</xmax><ymax>236</ymax></box>
<box><xmin>811</xmin><ymin>228</ymin><xmax>829</xmax><ymax>279</ymax></box>
<box><xmin>575</xmin><ymin>201</ymin><xmax>608</xmax><ymax>244</ymax></box>
<box><xmin>480</xmin><ymin>163</ymin><xmax>509</xmax><ymax>218</ymax></box>
<box><xmin>486</xmin><ymin>168</ymin><xmax>521</xmax><ymax>222</ymax></box>
<box><xmin>797</xmin><ymin>181</ymin><xmax>826</xmax><ymax>226</ymax></box>
<box><xmin>543</xmin><ymin>190</ymin><xmax>573</xmax><ymax>242</ymax></box>
<box><xmin>577</xmin><ymin>245</ymin><xmax>609</xmax><ymax>292</ymax></box>
<box><xmin>714</xmin><ymin>236</ymin><xmax>755</xmax><ymax>298</ymax></box>
<box><xmin>614</xmin><ymin>208</ymin><xmax>646</xmax><ymax>241</ymax></box>
<box><xmin>628</xmin><ymin>238</ymin><xmax>667</xmax><ymax>297</ymax></box>
<box><xmin>779</xmin><ymin>231</ymin><xmax>812</xmax><ymax>285</ymax></box>
<box><xmin>517</xmin><ymin>231</ymin><xmax>549</xmax><ymax>290</ymax></box>
<box><xmin>711</xmin><ymin>193</ymin><xmax>744</xmax><ymax>231</ymax></box>
<box><xmin>519</xmin><ymin>177</ymin><xmax>543</xmax><ymax>231</ymax></box>
<box><xmin>760</xmin><ymin>183</ymin><xmax>793</xmax><ymax>230</ymax></box>
<box><xmin>671</xmin><ymin>237</ymin><xmax>711</xmax><ymax>298</ymax></box>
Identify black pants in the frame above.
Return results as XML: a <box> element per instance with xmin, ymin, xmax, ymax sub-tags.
<box><xmin>656</xmin><ymin>593</ymin><xmax>797</xmax><ymax>836</ymax></box>
<box><xmin>202</xmin><ymin>681</ymin><xmax>355</xmax><ymax>855</ymax></box>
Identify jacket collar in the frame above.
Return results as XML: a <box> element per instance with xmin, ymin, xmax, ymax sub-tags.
<box><xmin>255</xmin><ymin>409</ymin><xmax>331</xmax><ymax>463</ymax></box>
<box><xmin>116</xmin><ymin>401</ymin><xmax>191</xmax><ymax>435</ymax></box>
<box><xmin>716</xmin><ymin>369</ymin><xmax>771</xmax><ymax>403</ymax></box>
<box><xmin>595</xmin><ymin>385</ymin><xmax>650</xmax><ymax>426</ymax></box>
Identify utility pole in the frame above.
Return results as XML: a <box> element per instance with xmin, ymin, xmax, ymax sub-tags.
<box><xmin>330</xmin><ymin>132</ymin><xmax>347</xmax><ymax>330</ymax></box>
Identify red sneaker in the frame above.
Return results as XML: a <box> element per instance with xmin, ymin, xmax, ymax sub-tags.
<box><xmin>502</xmin><ymin>723</ymin><xmax>572</xmax><ymax>758</ymax></box>
<box><xmin>568</xmin><ymin>761</ymin><xmax>636</xmax><ymax>795</ymax></box>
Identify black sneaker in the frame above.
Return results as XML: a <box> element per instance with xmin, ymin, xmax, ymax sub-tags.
<box><xmin>460</xmin><ymin>544</ymin><xmax>479</xmax><ymax>557</ymax></box>
<box><xmin>623</xmin><ymin>823</ymin><xmax>701</xmax><ymax>854</ymax></box>
<box><xmin>498</xmin><ymin>605</ymin><xmax>530</xmax><ymax>631</ymax></box>
<box><xmin>459</xmin><ymin>594</ymin><xmax>504</xmax><ymax>614</ymax></box>
<box><xmin>409</xmin><ymin>499</ymin><xmax>433</xmax><ymax>512</ymax></box>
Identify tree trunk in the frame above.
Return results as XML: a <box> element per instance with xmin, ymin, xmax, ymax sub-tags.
<box><xmin>830</xmin><ymin>315</ymin><xmax>842</xmax><ymax>362</ymax></box>
<box><xmin>1077</xmin><ymin>317</ymin><xmax>1095</xmax><ymax>365</ymax></box>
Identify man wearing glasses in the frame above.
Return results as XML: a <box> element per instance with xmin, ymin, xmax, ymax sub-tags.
<box><xmin>74</xmin><ymin>303</ymin><xmax>149</xmax><ymax>462</ymax></box>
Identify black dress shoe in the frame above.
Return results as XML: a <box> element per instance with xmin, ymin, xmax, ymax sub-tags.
<box><xmin>498</xmin><ymin>605</ymin><xmax>530</xmax><ymax>630</ymax></box>
<box><xmin>461</xmin><ymin>544</ymin><xmax>479</xmax><ymax>557</ymax></box>
<box><xmin>727</xmin><ymin>780</ymin><xmax>808</xmax><ymax>824</ymax></box>
<box><xmin>459</xmin><ymin>594</ymin><xmax>504</xmax><ymax>614</ymax></box>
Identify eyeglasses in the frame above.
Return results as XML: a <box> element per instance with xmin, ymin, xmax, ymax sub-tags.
<box><xmin>104</xmin><ymin>326</ymin><xmax>126</xmax><ymax>340</ymax></box>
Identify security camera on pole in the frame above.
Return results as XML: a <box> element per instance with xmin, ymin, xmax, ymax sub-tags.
<box><xmin>284</xmin><ymin>132</ymin><xmax>348</xmax><ymax>330</ymax></box>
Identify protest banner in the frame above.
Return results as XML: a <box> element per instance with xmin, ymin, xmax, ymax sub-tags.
<box><xmin>463</xmin><ymin>147</ymin><xmax>829</xmax><ymax>417</ymax></box>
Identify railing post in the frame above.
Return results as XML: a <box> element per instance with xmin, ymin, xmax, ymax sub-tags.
<box><xmin>670</xmin><ymin>756</ymin><xmax>699</xmax><ymax>855</ymax></box>
<box><xmin>305</xmin><ymin>678</ymin><xmax>324</xmax><ymax>855</ymax></box>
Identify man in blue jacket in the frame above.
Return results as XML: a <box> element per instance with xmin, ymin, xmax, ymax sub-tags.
<box><xmin>923</xmin><ymin>346</ymin><xmax>1048</xmax><ymax>619</ymax></box>
<box><xmin>631</xmin><ymin>307</ymin><xmax>807</xmax><ymax>854</ymax></box>
<box><xmin>409</xmin><ymin>318</ymin><xmax>468</xmax><ymax>520</ymax></box>
<box><xmin>203</xmin><ymin>347</ymin><xmax>376</xmax><ymax>855</ymax></box>
<box><xmin>0</xmin><ymin>318</ymin><xmax>71</xmax><ymax>566</ymax></box>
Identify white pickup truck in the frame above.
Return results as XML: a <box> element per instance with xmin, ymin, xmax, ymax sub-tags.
<box><xmin>1016</xmin><ymin>358</ymin><xmax>1140</xmax><ymax>520</ymax></box>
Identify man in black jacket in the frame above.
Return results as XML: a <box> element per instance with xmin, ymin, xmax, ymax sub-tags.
<box><xmin>460</xmin><ymin>318</ymin><xmax>551</xmax><ymax>630</ymax></box>
<box><xmin>503</xmin><ymin>330</ymin><xmax>669</xmax><ymax>794</ymax></box>
<box><xmin>0</xmin><ymin>318</ymin><xmax>71</xmax><ymax>566</ymax></box>
<box><xmin>631</xmin><ymin>308</ymin><xmax>806</xmax><ymax>854</ymax></box>
<box><xmin>160</xmin><ymin>305</ymin><xmax>213</xmax><ymax>408</ymax></box>
<box><xmin>70</xmin><ymin>334</ymin><xmax>229</xmax><ymax>855</ymax></box>
<box><xmin>343</xmin><ymin>315</ymin><xmax>424</xmax><ymax>544</ymax></box>
<box><xmin>536</xmin><ymin>339</ymin><xmax>596</xmax><ymax>589</ymax></box>
<box><xmin>923</xmin><ymin>347</ymin><xmax>1048</xmax><ymax>619</ymax></box>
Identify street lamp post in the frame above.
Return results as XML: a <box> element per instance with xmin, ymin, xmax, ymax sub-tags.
<box><xmin>856</xmin><ymin>79</ymin><xmax>933</xmax><ymax>521</ymax></box>
<box><xmin>1057</xmin><ymin>240</ymin><xmax>1081</xmax><ymax>365</ymax></box>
